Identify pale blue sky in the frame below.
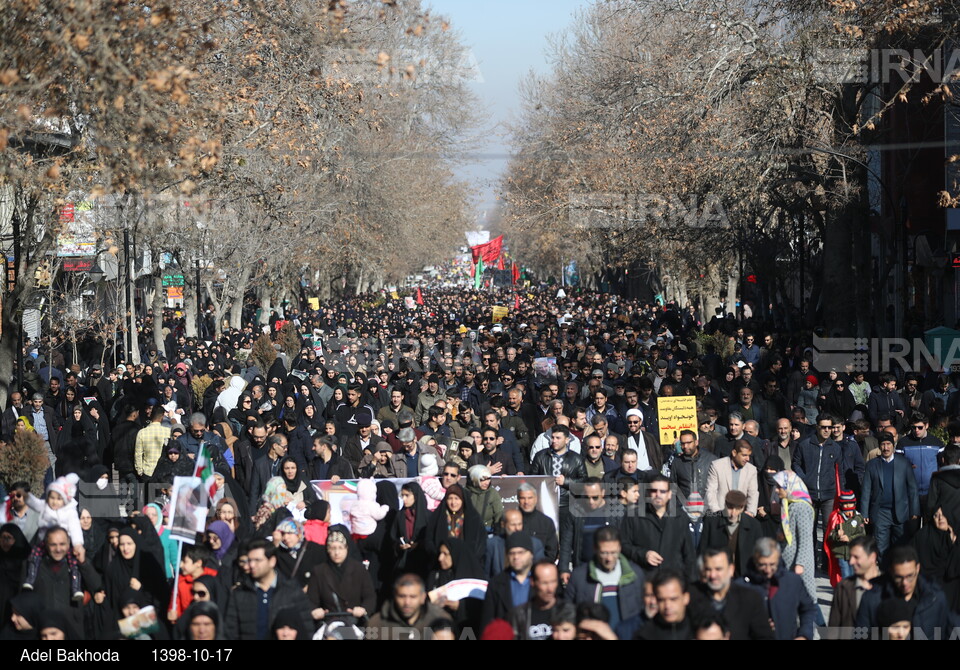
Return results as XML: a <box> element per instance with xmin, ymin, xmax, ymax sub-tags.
<box><xmin>425</xmin><ymin>0</ymin><xmax>589</xmax><ymax>226</ymax></box>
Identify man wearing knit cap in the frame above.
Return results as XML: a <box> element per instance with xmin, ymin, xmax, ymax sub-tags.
<box><xmin>482</xmin><ymin>532</ymin><xmax>535</xmax><ymax>628</ymax></box>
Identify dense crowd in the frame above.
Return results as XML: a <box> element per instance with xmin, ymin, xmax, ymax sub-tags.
<box><xmin>0</xmin><ymin>287</ymin><xmax>957</xmax><ymax>640</ymax></box>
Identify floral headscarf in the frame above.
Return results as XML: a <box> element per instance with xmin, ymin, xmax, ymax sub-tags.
<box><xmin>276</xmin><ymin>518</ymin><xmax>303</xmax><ymax>552</ymax></box>
<box><xmin>772</xmin><ymin>470</ymin><xmax>813</xmax><ymax>545</ymax></box>
<box><xmin>262</xmin><ymin>476</ymin><xmax>294</xmax><ymax>508</ymax></box>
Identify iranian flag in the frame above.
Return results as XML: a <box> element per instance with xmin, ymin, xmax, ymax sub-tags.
<box><xmin>474</xmin><ymin>257</ymin><xmax>484</xmax><ymax>290</ymax></box>
<box><xmin>194</xmin><ymin>443</ymin><xmax>217</xmax><ymax>503</ymax></box>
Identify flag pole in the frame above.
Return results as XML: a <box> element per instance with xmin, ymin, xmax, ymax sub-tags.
<box><xmin>169</xmin><ymin>539</ymin><xmax>183</xmax><ymax>621</ymax></box>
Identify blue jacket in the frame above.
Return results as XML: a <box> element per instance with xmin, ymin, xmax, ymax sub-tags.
<box><xmin>856</xmin><ymin>574</ymin><xmax>950</xmax><ymax>640</ymax></box>
<box><xmin>867</xmin><ymin>389</ymin><xmax>905</xmax><ymax>425</ymax></box>
<box><xmin>861</xmin><ymin>454</ymin><xmax>920</xmax><ymax>524</ymax></box>
<box><xmin>740</xmin><ymin>563</ymin><xmax>817</xmax><ymax>640</ymax></box>
<box><xmin>793</xmin><ymin>435</ymin><xmax>842</xmax><ymax>500</ymax></box>
<box><xmin>896</xmin><ymin>438</ymin><xmax>943</xmax><ymax>496</ymax></box>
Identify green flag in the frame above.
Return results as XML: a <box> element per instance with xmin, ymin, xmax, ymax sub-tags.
<box><xmin>474</xmin><ymin>258</ymin><xmax>484</xmax><ymax>289</ymax></box>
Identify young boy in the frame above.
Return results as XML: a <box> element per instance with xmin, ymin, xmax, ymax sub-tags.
<box><xmin>827</xmin><ymin>491</ymin><xmax>866</xmax><ymax>581</ymax></box>
<box><xmin>170</xmin><ymin>545</ymin><xmax>217</xmax><ymax>622</ymax></box>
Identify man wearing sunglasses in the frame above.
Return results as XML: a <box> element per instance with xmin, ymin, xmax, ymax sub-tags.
<box><xmin>0</xmin><ymin>482</ymin><xmax>39</xmax><ymax>540</ymax></box>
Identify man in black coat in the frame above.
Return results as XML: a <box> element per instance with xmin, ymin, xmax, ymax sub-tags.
<box><xmin>620</xmin><ymin>475</ymin><xmax>696</xmax><ymax>579</ymax></box>
<box><xmin>30</xmin><ymin>527</ymin><xmax>102</xmax><ymax>639</ymax></box>
<box><xmin>559</xmin><ymin>479</ymin><xmax>615</xmax><ymax>578</ymax></box>
<box><xmin>689</xmin><ymin>547</ymin><xmax>774</xmax><ymax>640</ymax></box>
<box><xmin>517</xmin><ymin>483</ymin><xmax>558</xmax><ymax>561</ymax></box>
<box><xmin>233</xmin><ymin>421</ymin><xmax>268</xmax><ymax>495</ymax></box>
<box><xmin>481</xmin><ymin>532</ymin><xmax>535</xmax><ymax>629</ymax></box>
<box><xmin>248</xmin><ymin>434</ymin><xmax>289</xmax><ymax>510</ymax></box>
<box><xmin>855</xmin><ymin>544</ymin><xmax>951</xmax><ymax>641</ymax></box>
<box><xmin>223</xmin><ymin>540</ymin><xmax>315</xmax><ymax>640</ymax></box>
<box><xmin>699</xmin><ymin>490</ymin><xmax>770</xmax><ymax>577</ymax></box>
<box><xmin>309</xmin><ymin>436</ymin><xmax>355</xmax><ymax>482</ymax></box>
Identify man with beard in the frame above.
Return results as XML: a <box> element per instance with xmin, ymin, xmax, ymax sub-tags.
<box><xmin>690</xmin><ymin>547</ymin><xmax>774</xmax><ymax>640</ymax></box>
<box><xmin>507</xmin><ymin>560</ymin><xmax>564</xmax><ymax>640</ymax></box>
<box><xmin>620</xmin><ymin>475</ymin><xmax>695</xmax><ymax>576</ymax></box>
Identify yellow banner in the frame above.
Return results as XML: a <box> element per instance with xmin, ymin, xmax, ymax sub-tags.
<box><xmin>492</xmin><ymin>306</ymin><xmax>508</xmax><ymax>323</ymax></box>
<box><xmin>656</xmin><ymin>395</ymin><xmax>698</xmax><ymax>446</ymax></box>
<box><xmin>390</xmin><ymin>291</ymin><xmax>400</xmax><ymax>300</ymax></box>
<box><xmin>307</xmin><ymin>297</ymin><xmax>320</xmax><ymax>310</ymax></box>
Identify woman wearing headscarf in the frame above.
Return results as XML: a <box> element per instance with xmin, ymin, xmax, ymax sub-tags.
<box><xmin>179</xmin><ymin>600</ymin><xmax>224</xmax><ymax>641</ymax></box>
<box><xmin>279</xmin><ymin>455</ymin><xmax>318</xmax><ymax>510</ymax></box>
<box><xmin>76</xmin><ymin>507</ymin><xmax>107</xmax><ymax>565</ymax></box>
<box><xmin>1</xmin><ymin>590</ymin><xmax>41</xmax><ymax>640</ymax></box>
<box><xmin>466</xmin><ymin>464</ymin><xmax>504</xmax><ymax>533</ymax></box>
<box><xmin>912</xmin><ymin>501</ymin><xmax>960</xmax><ymax>612</ymax></box>
<box><xmin>271</xmin><ymin>607</ymin><xmax>310</xmax><ymax>640</ymax></box>
<box><xmin>149</xmin><ymin>443</ymin><xmax>193</xmax><ymax>488</ymax></box>
<box><xmin>306</xmin><ymin>526</ymin><xmax>376</xmax><ymax>626</ymax></box>
<box><xmin>770</xmin><ymin>470</ymin><xmax>819</xmax><ymax>617</ymax></box>
<box><xmin>141</xmin><ymin>502</ymin><xmax>178</xmax><ymax>580</ymax></box>
<box><xmin>95</xmin><ymin>524</ymin><xmax>121</xmax><ymax>574</ymax></box>
<box><xmin>425</xmin><ymin>483</ymin><xmax>486</xmax><ymax>568</ymax></box>
<box><xmin>213</xmin><ymin>497</ymin><xmax>250</xmax><ymax>543</ymax></box>
<box><xmin>251</xmin><ymin>476</ymin><xmax>294</xmax><ymax>537</ymax></box>
<box><xmin>57</xmin><ymin>386</ymin><xmax>82</xmax><ymax>422</ymax></box>
<box><xmin>105</xmin><ymin>527</ymin><xmax>169</xmax><ymax>614</ymax></box>
<box><xmin>274</xmin><ymin>518</ymin><xmax>326</xmax><ymax>587</ymax></box>
<box><xmin>299</xmin><ymin>402</ymin><xmax>326</xmax><ymax>437</ymax></box>
<box><xmin>211</xmin><ymin>463</ymin><xmax>249</xmax><ymax>523</ymax></box>
<box><xmin>278</xmin><ymin>393</ymin><xmax>298</xmax><ymax>423</ymax></box>
<box><xmin>821</xmin><ymin>377</ymin><xmax>857</xmax><ymax>422</ymax></box>
<box><xmin>56</xmin><ymin>404</ymin><xmax>101</xmax><ymax>478</ymax></box>
<box><xmin>0</xmin><ymin>524</ymin><xmax>29</xmax><ymax>622</ymax></box>
<box><xmin>203</xmin><ymin>380</ymin><xmax>225</xmax><ymax>424</ymax></box>
<box><xmin>191</xmin><ymin>573</ymin><xmax>229</xmax><ymax>613</ymax></box>
<box><xmin>204</xmin><ymin>520</ymin><xmax>237</xmax><ymax>574</ymax></box>
<box><xmin>322</xmin><ymin>387</ymin><xmax>346</xmax><ymax>423</ymax></box>
<box><xmin>115</xmin><ymin>587</ymin><xmax>169</xmax><ymax>640</ymax></box>
<box><xmin>425</xmin><ymin>536</ymin><xmax>485</xmax><ymax>634</ymax></box>
<box><xmin>391</xmin><ymin>481</ymin><xmax>430</xmax><ymax>578</ymax></box>
<box><xmin>37</xmin><ymin>608</ymin><xmax>73</xmax><ymax>640</ymax></box>
<box><xmin>79</xmin><ymin>465</ymin><xmax>121</xmax><ymax>520</ymax></box>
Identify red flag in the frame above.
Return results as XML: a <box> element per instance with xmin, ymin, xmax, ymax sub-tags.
<box><xmin>511</xmin><ymin>262</ymin><xmax>520</xmax><ymax>285</ymax></box>
<box><xmin>497</xmin><ymin>256</ymin><xmax>505</xmax><ymax>271</ymax></box>
<box><xmin>415</xmin><ymin>287</ymin><xmax>424</xmax><ymax>306</ymax></box>
<box><xmin>470</xmin><ymin>235</ymin><xmax>503</xmax><ymax>265</ymax></box>
<box><xmin>514</xmin><ymin>293</ymin><xmax>520</xmax><ymax>310</ymax></box>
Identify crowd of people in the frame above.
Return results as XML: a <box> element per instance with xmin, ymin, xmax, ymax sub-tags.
<box><xmin>0</xmin><ymin>286</ymin><xmax>958</xmax><ymax>640</ymax></box>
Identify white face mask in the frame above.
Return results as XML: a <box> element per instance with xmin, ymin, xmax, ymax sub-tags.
<box><xmin>96</xmin><ymin>478</ymin><xmax>109</xmax><ymax>490</ymax></box>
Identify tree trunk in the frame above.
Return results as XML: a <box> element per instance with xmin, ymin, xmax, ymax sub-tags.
<box><xmin>259</xmin><ymin>290</ymin><xmax>271</xmax><ymax>326</ymax></box>
<box><xmin>725</xmin><ymin>262</ymin><xmax>739</xmax><ymax>314</ymax></box>
<box><xmin>152</xmin><ymin>275</ymin><xmax>165</xmax><ymax>354</ymax></box>
<box><xmin>183</xmin><ymin>271</ymin><xmax>198</xmax><ymax>338</ymax></box>
<box><xmin>228</xmin><ymin>266</ymin><xmax>252</xmax><ymax>330</ymax></box>
<box><xmin>0</xmin><ymin>298</ymin><xmax>20</xmax><ymax>409</ymax></box>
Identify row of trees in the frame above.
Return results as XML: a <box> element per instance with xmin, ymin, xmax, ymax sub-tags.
<box><xmin>502</xmin><ymin>0</ymin><xmax>958</xmax><ymax>334</ymax></box>
<box><xmin>0</xmin><ymin>0</ymin><xmax>481</xmax><ymax>404</ymax></box>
